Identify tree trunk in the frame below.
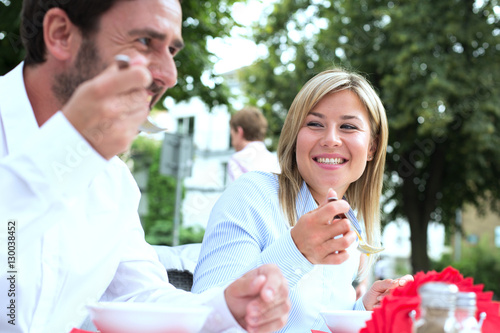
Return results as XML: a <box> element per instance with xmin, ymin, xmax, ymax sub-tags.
<box><xmin>399</xmin><ymin>147</ymin><xmax>445</xmax><ymax>274</ymax></box>
<box><xmin>408</xmin><ymin>215</ymin><xmax>430</xmax><ymax>273</ymax></box>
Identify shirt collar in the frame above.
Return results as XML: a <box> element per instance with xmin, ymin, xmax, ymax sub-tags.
<box><xmin>0</xmin><ymin>62</ymin><xmax>40</xmax><ymax>155</ymax></box>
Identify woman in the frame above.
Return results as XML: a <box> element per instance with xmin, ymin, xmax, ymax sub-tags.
<box><xmin>192</xmin><ymin>69</ymin><xmax>412</xmax><ymax>332</ymax></box>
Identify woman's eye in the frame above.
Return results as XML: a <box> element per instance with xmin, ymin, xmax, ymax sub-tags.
<box><xmin>306</xmin><ymin>121</ymin><xmax>323</xmax><ymax>128</ymax></box>
<box><xmin>341</xmin><ymin>124</ymin><xmax>358</xmax><ymax>130</ymax></box>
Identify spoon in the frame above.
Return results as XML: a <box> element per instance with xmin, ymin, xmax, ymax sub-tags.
<box><xmin>115</xmin><ymin>55</ymin><xmax>168</xmax><ymax>134</ymax></box>
<box><xmin>139</xmin><ymin>116</ymin><xmax>168</xmax><ymax>134</ymax></box>
<box><xmin>327</xmin><ymin>197</ymin><xmax>385</xmax><ymax>255</ymax></box>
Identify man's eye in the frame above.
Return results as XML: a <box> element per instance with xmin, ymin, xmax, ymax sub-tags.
<box><xmin>137</xmin><ymin>37</ymin><xmax>151</xmax><ymax>46</ymax></box>
<box><xmin>169</xmin><ymin>47</ymin><xmax>177</xmax><ymax>55</ymax></box>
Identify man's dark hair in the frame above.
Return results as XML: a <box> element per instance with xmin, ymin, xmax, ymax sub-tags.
<box><xmin>21</xmin><ymin>0</ymin><xmax>120</xmax><ymax>65</ymax></box>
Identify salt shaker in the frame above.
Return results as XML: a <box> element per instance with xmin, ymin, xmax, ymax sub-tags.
<box><xmin>455</xmin><ymin>292</ymin><xmax>486</xmax><ymax>333</ymax></box>
<box><xmin>411</xmin><ymin>282</ymin><xmax>459</xmax><ymax>333</ymax></box>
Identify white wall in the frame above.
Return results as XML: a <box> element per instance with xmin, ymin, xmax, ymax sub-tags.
<box><xmin>168</xmin><ymin>97</ymin><xmax>231</xmax><ymax>151</ymax></box>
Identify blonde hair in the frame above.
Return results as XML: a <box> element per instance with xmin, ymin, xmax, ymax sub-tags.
<box><xmin>277</xmin><ymin>68</ymin><xmax>388</xmax><ymax>273</ymax></box>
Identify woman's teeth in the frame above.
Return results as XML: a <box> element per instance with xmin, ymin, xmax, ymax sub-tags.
<box><xmin>316</xmin><ymin>157</ymin><xmax>345</xmax><ymax>165</ymax></box>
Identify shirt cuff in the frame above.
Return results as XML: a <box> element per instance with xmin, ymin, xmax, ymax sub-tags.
<box><xmin>260</xmin><ymin>229</ymin><xmax>313</xmax><ymax>288</ymax></box>
<box><xmin>199</xmin><ymin>287</ymin><xmax>245</xmax><ymax>333</ymax></box>
<box><xmin>353</xmin><ymin>297</ymin><xmax>366</xmax><ymax>311</ymax></box>
<box><xmin>22</xmin><ymin>111</ymin><xmax>108</xmax><ymax>196</ymax></box>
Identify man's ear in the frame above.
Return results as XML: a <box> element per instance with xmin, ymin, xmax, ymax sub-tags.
<box><xmin>237</xmin><ymin>126</ymin><xmax>245</xmax><ymax>139</ymax></box>
<box><xmin>43</xmin><ymin>8</ymin><xmax>81</xmax><ymax>61</ymax></box>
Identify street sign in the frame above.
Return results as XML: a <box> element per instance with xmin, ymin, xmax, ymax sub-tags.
<box><xmin>159</xmin><ymin>133</ymin><xmax>193</xmax><ymax>178</ymax></box>
<box><xmin>159</xmin><ymin>132</ymin><xmax>194</xmax><ymax>246</ymax></box>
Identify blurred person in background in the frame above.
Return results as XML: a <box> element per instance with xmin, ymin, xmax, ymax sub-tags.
<box><xmin>227</xmin><ymin>106</ymin><xmax>280</xmax><ymax>183</ymax></box>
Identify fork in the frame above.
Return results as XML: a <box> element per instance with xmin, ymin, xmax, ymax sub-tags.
<box><xmin>327</xmin><ymin>197</ymin><xmax>385</xmax><ymax>255</ymax></box>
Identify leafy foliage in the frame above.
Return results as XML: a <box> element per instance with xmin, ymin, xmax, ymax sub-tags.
<box><xmin>128</xmin><ymin>136</ymin><xmax>204</xmax><ymax>246</ymax></box>
<box><xmin>431</xmin><ymin>237</ymin><xmax>500</xmax><ymax>300</ymax></box>
<box><xmin>163</xmin><ymin>0</ymin><xmax>246</xmax><ymax>110</ymax></box>
<box><xmin>0</xmin><ymin>0</ymin><xmax>24</xmax><ymax>74</ymax></box>
<box><xmin>242</xmin><ymin>0</ymin><xmax>500</xmax><ymax>272</ymax></box>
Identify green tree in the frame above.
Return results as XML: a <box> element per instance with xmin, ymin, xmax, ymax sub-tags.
<box><xmin>0</xmin><ymin>0</ymin><xmax>245</xmax><ymax>109</ymax></box>
<box><xmin>241</xmin><ymin>0</ymin><xmax>500</xmax><ymax>273</ymax></box>
<box><xmin>0</xmin><ymin>0</ymin><xmax>24</xmax><ymax>73</ymax></box>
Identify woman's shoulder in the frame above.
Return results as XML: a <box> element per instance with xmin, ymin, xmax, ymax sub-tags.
<box><xmin>238</xmin><ymin>171</ymin><xmax>279</xmax><ymax>190</ymax></box>
<box><xmin>224</xmin><ymin>171</ymin><xmax>279</xmax><ymax>200</ymax></box>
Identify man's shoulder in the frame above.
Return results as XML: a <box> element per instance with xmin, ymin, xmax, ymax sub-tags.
<box><xmin>100</xmin><ymin>156</ymin><xmax>139</xmax><ymax>190</ymax></box>
<box><xmin>109</xmin><ymin>156</ymin><xmax>135</xmax><ymax>177</ymax></box>
<box><xmin>233</xmin><ymin>141</ymin><xmax>275</xmax><ymax>160</ymax></box>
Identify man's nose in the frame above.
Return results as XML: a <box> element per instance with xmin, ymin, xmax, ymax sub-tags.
<box><xmin>149</xmin><ymin>52</ymin><xmax>178</xmax><ymax>89</ymax></box>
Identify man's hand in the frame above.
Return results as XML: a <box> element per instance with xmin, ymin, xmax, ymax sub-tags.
<box><xmin>224</xmin><ymin>264</ymin><xmax>290</xmax><ymax>333</ymax></box>
<box><xmin>62</xmin><ymin>56</ymin><xmax>152</xmax><ymax>160</ymax></box>
<box><xmin>290</xmin><ymin>189</ymin><xmax>356</xmax><ymax>265</ymax></box>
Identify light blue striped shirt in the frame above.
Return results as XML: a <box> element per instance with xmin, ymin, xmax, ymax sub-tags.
<box><xmin>192</xmin><ymin>171</ymin><xmax>365</xmax><ymax>332</ymax></box>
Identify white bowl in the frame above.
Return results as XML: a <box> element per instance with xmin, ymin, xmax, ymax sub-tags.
<box><xmin>87</xmin><ymin>302</ymin><xmax>211</xmax><ymax>333</ymax></box>
<box><xmin>320</xmin><ymin>310</ymin><xmax>373</xmax><ymax>333</ymax></box>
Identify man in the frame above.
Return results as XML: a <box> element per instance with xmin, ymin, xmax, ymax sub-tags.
<box><xmin>0</xmin><ymin>1</ymin><xmax>289</xmax><ymax>332</ymax></box>
<box><xmin>227</xmin><ymin>107</ymin><xmax>280</xmax><ymax>183</ymax></box>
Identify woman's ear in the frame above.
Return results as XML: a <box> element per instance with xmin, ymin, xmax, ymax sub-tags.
<box><xmin>368</xmin><ymin>137</ymin><xmax>378</xmax><ymax>161</ymax></box>
<box><xmin>43</xmin><ymin>7</ymin><xmax>81</xmax><ymax>62</ymax></box>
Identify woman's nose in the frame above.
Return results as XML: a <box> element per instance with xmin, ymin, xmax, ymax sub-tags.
<box><xmin>321</xmin><ymin>127</ymin><xmax>342</xmax><ymax>147</ymax></box>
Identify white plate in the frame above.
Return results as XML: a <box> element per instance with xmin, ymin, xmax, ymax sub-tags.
<box><xmin>320</xmin><ymin>310</ymin><xmax>373</xmax><ymax>333</ymax></box>
<box><xmin>87</xmin><ymin>302</ymin><xmax>211</xmax><ymax>333</ymax></box>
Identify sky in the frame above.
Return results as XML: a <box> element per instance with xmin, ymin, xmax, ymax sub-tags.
<box><xmin>207</xmin><ymin>1</ymin><xmax>272</xmax><ymax>74</ymax></box>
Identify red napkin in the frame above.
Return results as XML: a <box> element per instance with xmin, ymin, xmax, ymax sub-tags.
<box><xmin>359</xmin><ymin>266</ymin><xmax>500</xmax><ymax>333</ymax></box>
<box><xmin>69</xmin><ymin>329</ymin><xmax>96</xmax><ymax>333</ymax></box>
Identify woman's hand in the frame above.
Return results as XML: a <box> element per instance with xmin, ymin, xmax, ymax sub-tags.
<box><xmin>290</xmin><ymin>189</ymin><xmax>356</xmax><ymax>265</ymax></box>
<box><xmin>362</xmin><ymin>274</ymin><xmax>414</xmax><ymax>310</ymax></box>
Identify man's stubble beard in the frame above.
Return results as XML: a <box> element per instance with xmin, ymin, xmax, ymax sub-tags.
<box><xmin>52</xmin><ymin>36</ymin><xmax>107</xmax><ymax>106</ymax></box>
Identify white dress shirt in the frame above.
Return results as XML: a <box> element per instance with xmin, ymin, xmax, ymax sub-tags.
<box><xmin>193</xmin><ymin>171</ymin><xmax>366</xmax><ymax>332</ymax></box>
<box><xmin>0</xmin><ymin>63</ymin><xmax>242</xmax><ymax>333</ymax></box>
<box><xmin>227</xmin><ymin>141</ymin><xmax>280</xmax><ymax>183</ymax></box>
